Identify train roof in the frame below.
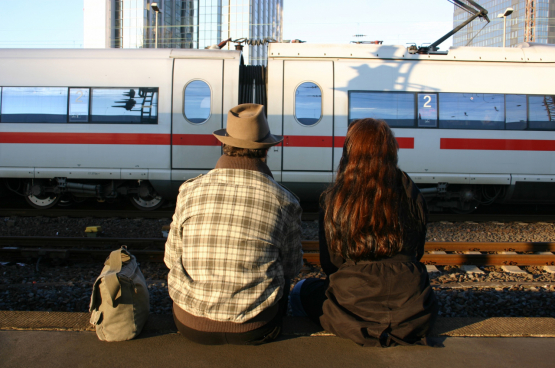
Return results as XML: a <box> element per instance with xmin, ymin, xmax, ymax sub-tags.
<box><xmin>0</xmin><ymin>48</ymin><xmax>241</xmax><ymax>60</ymax></box>
<box><xmin>268</xmin><ymin>42</ymin><xmax>555</xmax><ymax>63</ymax></box>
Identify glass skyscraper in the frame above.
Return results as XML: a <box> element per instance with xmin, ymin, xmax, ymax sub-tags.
<box><xmin>84</xmin><ymin>0</ymin><xmax>283</xmax><ymax>65</ymax></box>
<box><xmin>453</xmin><ymin>0</ymin><xmax>555</xmax><ymax>47</ymax></box>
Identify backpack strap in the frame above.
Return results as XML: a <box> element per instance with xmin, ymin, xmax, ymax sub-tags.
<box><xmin>103</xmin><ymin>247</ymin><xmax>125</xmax><ymax>306</ymax></box>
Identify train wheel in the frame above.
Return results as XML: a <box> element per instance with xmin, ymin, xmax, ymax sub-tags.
<box><xmin>129</xmin><ymin>181</ymin><xmax>165</xmax><ymax>211</ymax></box>
<box><xmin>130</xmin><ymin>194</ymin><xmax>165</xmax><ymax>210</ymax></box>
<box><xmin>24</xmin><ymin>180</ymin><xmax>61</xmax><ymax>209</ymax></box>
<box><xmin>25</xmin><ymin>193</ymin><xmax>61</xmax><ymax>209</ymax></box>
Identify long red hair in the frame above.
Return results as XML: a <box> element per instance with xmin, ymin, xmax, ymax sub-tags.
<box><xmin>323</xmin><ymin>118</ymin><xmax>419</xmax><ymax>260</ymax></box>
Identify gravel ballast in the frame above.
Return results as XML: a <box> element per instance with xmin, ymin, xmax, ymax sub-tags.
<box><xmin>1</xmin><ymin>216</ymin><xmax>555</xmax><ymax>317</ymax></box>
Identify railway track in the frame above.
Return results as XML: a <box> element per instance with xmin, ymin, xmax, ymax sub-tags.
<box><xmin>3</xmin><ymin>206</ymin><xmax>555</xmax><ymax>223</ymax></box>
<box><xmin>0</xmin><ymin>208</ymin><xmax>319</xmax><ymax>221</ymax></box>
<box><xmin>1</xmin><ymin>236</ymin><xmax>555</xmax><ymax>266</ymax></box>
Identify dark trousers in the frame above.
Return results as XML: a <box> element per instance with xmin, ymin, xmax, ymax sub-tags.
<box><xmin>173</xmin><ymin>280</ymin><xmax>290</xmax><ymax>345</ymax></box>
<box><xmin>298</xmin><ymin>278</ymin><xmax>329</xmax><ymax>326</ymax></box>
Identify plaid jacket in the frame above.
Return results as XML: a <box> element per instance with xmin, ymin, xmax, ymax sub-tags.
<box><xmin>164</xmin><ymin>169</ymin><xmax>303</xmax><ymax>323</ymax></box>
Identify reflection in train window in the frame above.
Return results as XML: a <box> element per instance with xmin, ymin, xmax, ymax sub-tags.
<box><xmin>349</xmin><ymin>92</ymin><xmax>415</xmax><ymax>127</ymax></box>
<box><xmin>529</xmin><ymin>95</ymin><xmax>555</xmax><ymax>130</ymax></box>
<box><xmin>69</xmin><ymin>88</ymin><xmax>90</xmax><ymax>123</ymax></box>
<box><xmin>439</xmin><ymin>93</ymin><xmax>504</xmax><ymax>130</ymax></box>
<box><xmin>91</xmin><ymin>88</ymin><xmax>158</xmax><ymax>124</ymax></box>
<box><xmin>184</xmin><ymin>80</ymin><xmax>211</xmax><ymax>124</ymax></box>
<box><xmin>295</xmin><ymin>82</ymin><xmax>322</xmax><ymax>126</ymax></box>
<box><xmin>1</xmin><ymin>87</ymin><xmax>68</xmax><ymax>123</ymax></box>
<box><xmin>505</xmin><ymin>94</ymin><xmax>527</xmax><ymax>130</ymax></box>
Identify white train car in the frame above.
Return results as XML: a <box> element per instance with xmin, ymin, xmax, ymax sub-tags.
<box><xmin>0</xmin><ymin>48</ymin><xmax>241</xmax><ymax>209</ymax></box>
<box><xmin>266</xmin><ymin>42</ymin><xmax>555</xmax><ymax>211</ymax></box>
<box><xmin>1</xmin><ymin>43</ymin><xmax>554</xmax><ymax>211</ymax></box>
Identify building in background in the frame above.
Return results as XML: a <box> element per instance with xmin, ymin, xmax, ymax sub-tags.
<box><xmin>84</xmin><ymin>0</ymin><xmax>283</xmax><ymax>65</ymax></box>
<box><xmin>453</xmin><ymin>0</ymin><xmax>555</xmax><ymax>47</ymax></box>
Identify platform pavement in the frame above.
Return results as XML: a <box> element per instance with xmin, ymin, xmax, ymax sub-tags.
<box><xmin>1</xmin><ymin>312</ymin><xmax>554</xmax><ymax>368</ymax></box>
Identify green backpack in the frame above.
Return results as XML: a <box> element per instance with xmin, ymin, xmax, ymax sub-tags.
<box><xmin>89</xmin><ymin>247</ymin><xmax>150</xmax><ymax>341</ymax></box>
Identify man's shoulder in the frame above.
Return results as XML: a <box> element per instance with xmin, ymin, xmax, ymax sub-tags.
<box><xmin>208</xmin><ymin>169</ymin><xmax>300</xmax><ymax>205</ymax></box>
<box><xmin>178</xmin><ymin>174</ymin><xmax>204</xmax><ymax>191</ymax></box>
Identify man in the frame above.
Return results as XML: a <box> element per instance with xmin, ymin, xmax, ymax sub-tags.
<box><xmin>165</xmin><ymin>103</ymin><xmax>303</xmax><ymax>345</ymax></box>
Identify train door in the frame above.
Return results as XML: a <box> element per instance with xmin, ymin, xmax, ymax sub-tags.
<box><xmin>172</xmin><ymin>59</ymin><xmax>223</xmax><ymax>170</ymax></box>
<box><xmin>282</xmin><ymin>61</ymin><xmax>334</xmax><ymax>179</ymax></box>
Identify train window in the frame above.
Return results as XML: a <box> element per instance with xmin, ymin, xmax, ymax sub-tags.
<box><xmin>69</xmin><ymin>88</ymin><xmax>90</xmax><ymax>123</ymax></box>
<box><xmin>295</xmin><ymin>82</ymin><xmax>322</xmax><ymax>126</ymax></box>
<box><xmin>528</xmin><ymin>95</ymin><xmax>555</xmax><ymax>130</ymax></box>
<box><xmin>439</xmin><ymin>93</ymin><xmax>504</xmax><ymax>130</ymax></box>
<box><xmin>184</xmin><ymin>80</ymin><xmax>211</xmax><ymax>124</ymax></box>
<box><xmin>1</xmin><ymin>87</ymin><xmax>68</xmax><ymax>123</ymax></box>
<box><xmin>417</xmin><ymin>94</ymin><xmax>437</xmax><ymax>128</ymax></box>
<box><xmin>90</xmin><ymin>88</ymin><xmax>158</xmax><ymax>124</ymax></box>
<box><xmin>505</xmin><ymin>94</ymin><xmax>527</xmax><ymax>130</ymax></box>
<box><xmin>349</xmin><ymin>92</ymin><xmax>415</xmax><ymax>127</ymax></box>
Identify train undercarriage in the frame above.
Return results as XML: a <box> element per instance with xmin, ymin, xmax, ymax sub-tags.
<box><xmin>2</xmin><ymin>178</ymin><xmax>165</xmax><ymax>211</ymax></box>
<box><xmin>1</xmin><ymin>178</ymin><xmax>552</xmax><ymax>213</ymax></box>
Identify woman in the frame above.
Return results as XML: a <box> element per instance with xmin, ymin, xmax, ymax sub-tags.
<box><xmin>291</xmin><ymin>118</ymin><xmax>438</xmax><ymax>347</ymax></box>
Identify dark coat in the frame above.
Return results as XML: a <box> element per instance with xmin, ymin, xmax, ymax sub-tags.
<box><xmin>319</xmin><ymin>171</ymin><xmax>438</xmax><ymax>347</ymax></box>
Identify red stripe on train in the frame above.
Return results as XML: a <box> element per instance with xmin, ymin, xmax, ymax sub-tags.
<box><xmin>333</xmin><ymin>136</ymin><xmax>414</xmax><ymax>149</ymax></box>
<box><xmin>172</xmin><ymin>134</ymin><xmax>221</xmax><ymax>146</ymax></box>
<box><xmin>174</xmin><ymin>135</ymin><xmax>416</xmax><ymax>148</ymax></box>
<box><xmin>0</xmin><ymin>133</ymin><xmax>415</xmax><ymax>149</ymax></box>
<box><xmin>284</xmin><ymin>135</ymin><xmax>333</xmax><ymax>147</ymax></box>
<box><xmin>0</xmin><ymin>132</ymin><xmax>170</xmax><ymax>145</ymax></box>
<box><xmin>441</xmin><ymin>138</ymin><xmax>555</xmax><ymax>151</ymax></box>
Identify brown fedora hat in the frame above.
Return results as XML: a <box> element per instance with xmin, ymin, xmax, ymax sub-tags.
<box><xmin>213</xmin><ymin>104</ymin><xmax>283</xmax><ymax>149</ymax></box>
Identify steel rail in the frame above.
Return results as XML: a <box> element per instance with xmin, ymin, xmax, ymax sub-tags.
<box><xmin>1</xmin><ymin>237</ymin><xmax>555</xmax><ymax>266</ymax></box>
<box><xmin>3</xmin><ymin>206</ymin><xmax>555</xmax><ymax>223</ymax></box>
<box><xmin>0</xmin><ymin>208</ymin><xmax>320</xmax><ymax>221</ymax></box>
<box><xmin>2</xmin><ymin>237</ymin><xmax>555</xmax><ymax>252</ymax></box>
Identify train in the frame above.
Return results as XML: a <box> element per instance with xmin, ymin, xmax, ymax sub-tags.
<box><xmin>1</xmin><ymin>42</ymin><xmax>555</xmax><ymax>212</ymax></box>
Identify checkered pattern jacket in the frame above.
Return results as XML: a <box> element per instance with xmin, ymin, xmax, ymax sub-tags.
<box><xmin>164</xmin><ymin>169</ymin><xmax>303</xmax><ymax>323</ymax></box>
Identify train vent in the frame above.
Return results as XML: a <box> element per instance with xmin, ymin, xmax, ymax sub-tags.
<box><xmin>239</xmin><ymin>65</ymin><xmax>267</xmax><ymax>112</ymax></box>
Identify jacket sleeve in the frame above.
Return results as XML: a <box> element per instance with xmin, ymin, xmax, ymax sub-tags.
<box><xmin>164</xmin><ymin>184</ymin><xmax>189</xmax><ymax>270</ymax></box>
<box><xmin>280</xmin><ymin>202</ymin><xmax>304</xmax><ymax>279</ymax></box>
<box><xmin>319</xmin><ymin>207</ymin><xmax>343</xmax><ymax>276</ymax></box>
<box><xmin>164</xmin><ymin>209</ymin><xmax>182</xmax><ymax>271</ymax></box>
<box><xmin>409</xmin><ymin>173</ymin><xmax>428</xmax><ymax>262</ymax></box>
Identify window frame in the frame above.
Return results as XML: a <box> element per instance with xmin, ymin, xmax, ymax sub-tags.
<box><xmin>0</xmin><ymin>86</ymin><xmax>70</xmax><ymax>124</ymax></box>
<box><xmin>68</xmin><ymin>87</ymin><xmax>91</xmax><ymax>123</ymax></box>
<box><xmin>89</xmin><ymin>87</ymin><xmax>159</xmax><ymax>125</ymax></box>
<box><xmin>348</xmin><ymin>90</ymin><xmax>417</xmax><ymax>128</ymax></box>
<box><xmin>294</xmin><ymin>81</ymin><xmax>323</xmax><ymax>127</ymax></box>
<box><xmin>182</xmin><ymin>79</ymin><xmax>212</xmax><ymax>125</ymax></box>
<box><xmin>417</xmin><ymin>92</ymin><xmax>439</xmax><ymax>129</ymax></box>
<box><xmin>527</xmin><ymin>94</ymin><xmax>555</xmax><ymax>131</ymax></box>
<box><xmin>346</xmin><ymin>90</ymin><xmax>555</xmax><ymax>131</ymax></box>
<box><xmin>0</xmin><ymin>86</ymin><xmax>158</xmax><ymax>125</ymax></box>
<box><xmin>438</xmin><ymin>92</ymin><xmax>506</xmax><ymax>131</ymax></box>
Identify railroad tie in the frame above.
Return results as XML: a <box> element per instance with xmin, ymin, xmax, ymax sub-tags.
<box><xmin>537</xmin><ymin>252</ymin><xmax>555</xmax><ymax>274</ymax></box>
<box><xmin>460</xmin><ymin>251</ymin><xmax>486</xmax><ymax>274</ymax></box>
<box><xmin>500</xmin><ymin>251</ymin><xmax>529</xmax><ymax>274</ymax></box>
<box><xmin>426</xmin><ymin>251</ymin><xmax>444</xmax><ymax>273</ymax></box>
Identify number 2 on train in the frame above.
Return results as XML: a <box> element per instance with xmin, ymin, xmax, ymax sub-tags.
<box><xmin>423</xmin><ymin>95</ymin><xmax>432</xmax><ymax>108</ymax></box>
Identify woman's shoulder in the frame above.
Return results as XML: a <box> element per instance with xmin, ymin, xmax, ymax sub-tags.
<box><xmin>399</xmin><ymin>169</ymin><xmax>428</xmax><ymax>225</ymax></box>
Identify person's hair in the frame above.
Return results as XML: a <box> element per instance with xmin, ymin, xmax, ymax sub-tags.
<box><xmin>222</xmin><ymin>144</ymin><xmax>268</xmax><ymax>158</ymax></box>
<box><xmin>323</xmin><ymin>118</ymin><xmax>422</xmax><ymax>261</ymax></box>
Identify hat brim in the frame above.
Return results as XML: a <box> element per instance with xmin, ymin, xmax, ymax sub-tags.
<box><xmin>213</xmin><ymin>129</ymin><xmax>283</xmax><ymax>149</ymax></box>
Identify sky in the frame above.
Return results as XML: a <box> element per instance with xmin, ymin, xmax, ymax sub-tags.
<box><xmin>0</xmin><ymin>0</ymin><xmax>456</xmax><ymax>50</ymax></box>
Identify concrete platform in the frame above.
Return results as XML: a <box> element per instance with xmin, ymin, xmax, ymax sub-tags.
<box><xmin>1</xmin><ymin>330</ymin><xmax>554</xmax><ymax>368</ymax></box>
<box><xmin>1</xmin><ymin>312</ymin><xmax>555</xmax><ymax>368</ymax></box>
<box><xmin>1</xmin><ymin>311</ymin><xmax>555</xmax><ymax>337</ymax></box>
